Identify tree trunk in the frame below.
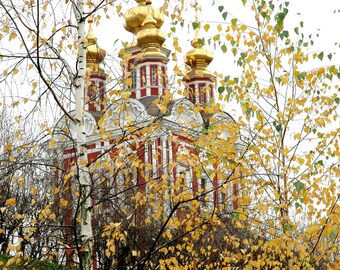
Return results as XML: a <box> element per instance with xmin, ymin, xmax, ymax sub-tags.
<box><xmin>73</xmin><ymin>1</ymin><xmax>93</xmax><ymax>269</ymax></box>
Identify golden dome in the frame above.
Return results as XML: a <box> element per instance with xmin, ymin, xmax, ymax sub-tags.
<box><xmin>86</xmin><ymin>18</ymin><xmax>106</xmax><ymax>71</ymax></box>
<box><xmin>124</xmin><ymin>0</ymin><xmax>164</xmax><ymax>34</ymax></box>
<box><xmin>185</xmin><ymin>30</ymin><xmax>214</xmax><ymax>76</ymax></box>
<box><xmin>124</xmin><ymin>0</ymin><xmax>166</xmax><ymax>57</ymax></box>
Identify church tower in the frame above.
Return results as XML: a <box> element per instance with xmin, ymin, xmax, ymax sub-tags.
<box><xmin>85</xmin><ymin>18</ymin><xmax>107</xmax><ymax>112</ymax></box>
<box><xmin>123</xmin><ymin>0</ymin><xmax>170</xmax><ymax>99</ymax></box>
<box><xmin>184</xmin><ymin>1</ymin><xmax>215</xmax><ymax>105</ymax></box>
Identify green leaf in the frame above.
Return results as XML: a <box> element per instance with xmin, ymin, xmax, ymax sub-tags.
<box><xmin>294</xmin><ymin>181</ymin><xmax>304</xmax><ymax>193</ymax></box>
<box><xmin>218</xmin><ymin>5</ymin><xmax>224</xmax><ymax>12</ymax></box>
<box><xmin>334</xmin><ymin>97</ymin><xmax>340</xmax><ymax>104</ymax></box>
<box><xmin>275</xmin><ymin>124</ymin><xmax>282</xmax><ymax>132</ymax></box>
<box><xmin>192</xmin><ymin>22</ymin><xmax>199</xmax><ymax>30</ymax></box>
<box><xmin>329</xmin><ymin>229</ymin><xmax>337</xmax><ymax>239</ymax></box>
<box><xmin>295</xmin><ymin>202</ymin><xmax>301</xmax><ymax>209</ymax></box>
<box><xmin>315</xmin><ymin>160</ymin><xmax>324</xmax><ymax>166</ymax></box>
<box><xmin>222</xmin><ymin>12</ymin><xmax>228</xmax><ymax>20</ymax></box>
<box><xmin>246</xmin><ymin>107</ymin><xmax>252</xmax><ymax>116</ymax></box>
<box><xmin>226</xmin><ymin>86</ymin><xmax>232</xmax><ymax>94</ymax></box>
<box><xmin>198</xmin><ymin>38</ymin><xmax>205</xmax><ymax>45</ymax></box>
<box><xmin>231</xmin><ymin>18</ymin><xmax>237</xmax><ymax>25</ymax></box>
<box><xmin>283</xmin><ymin>222</ymin><xmax>293</xmax><ymax>231</ymax></box>
<box><xmin>218</xmin><ymin>86</ymin><xmax>225</xmax><ymax>94</ymax></box>
<box><xmin>221</xmin><ymin>44</ymin><xmax>227</xmax><ymax>53</ymax></box>
<box><xmin>318</xmin><ymin>52</ymin><xmax>324</xmax><ymax>61</ymax></box>
<box><xmin>273</xmin><ymin>122</ymin><xmax>282</xmax><ymax>133</ymax></box>
<box><xmin>327</xmin><ymin>53</ymin><xmax>333</xmax><ymax>60</ymax></box>
<box><xmin>241</xmin><ymin>0</ymin><xmax>247</xmax><ymax>6</ymax></box>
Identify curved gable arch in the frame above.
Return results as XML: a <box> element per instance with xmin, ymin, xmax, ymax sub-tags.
<box><xmin>53</xmin><ymin>111</ymin><xmax>97</xmax><ymax>141</ymax></box>
<box><xmin>166</xmin><ymin>98</ymin><xmax>204</xmax><ymax>128</ymax></box>
<box><xmin>103</xmin><ymin>99</ymin><xmax>149</xmax><ymax>130</ymax></box>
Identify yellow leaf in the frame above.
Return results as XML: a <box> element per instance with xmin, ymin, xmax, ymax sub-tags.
<box><xmin>6</xmin><ymin>198</ymin><xmax>16</xmax><ymax>207</ymax></box>
<box><xmin>3</xmin><ymin>25</ymin><xmax>9</xmax><ymax>33</ymax></box>
<box><xmin>9</xmin><ymin>31</ymin><xmax>17</xmax><ymax>41</ymax></box>
<box><xmin>13</xmin><ymin>68</ymin><xmax>19</xmax><ymax>75</ymax></box>
<box><xmin>9</xmin><ymin>155</ymin><xmax>14</xmax><ymax>162</ymax></box>
<box><xmin>4</xmin><ymin>142</ymin><xmax>13</xmax><ymax>152</ymax></box>
<box><xmin>121</xmin><ymin>91</ymin><xmax>131</xmax><ymax>100</ymax></box>
<box><xmin>298</xmin><ymin>158</ymin><xmax>304</xmax><ymax>165</ymax></box>
<box><xmin>126</xmin><ymin>77</ymin><xmax>132</xmax><ymax>88</ymax></box>
<box><xmin>42</xmin><ymin>2</ymin><xmax>48</xmax><ymax>11</ymax></box>
<box><xmin>315</xmin><ymin>118</ymin><xmax>325</xmax><ymax>127</ymax></box>
<box><xmin>240</xmin><ymin>24</ymin><xmax>247</xmax><ymax>32</ymax></box>
<box><xmin>317</xmin><ymin>67</ymin><xmax>325</xmax><ymax>76</ymax></box>
<box><xmin>116</xmin><ymin>4</ymin><xmax>122</xmax><ymax>13</ymax></box>
<box><xmin>60</xmin><ymin>198</ymin><xmax>68</xmax><ymax>207</ymax></box>
<box><xmin>203</xmin><ymin>24</ymin><xmax>210</xmax><ymax>32</ymax></box>
<box><xmin>48</xmin><ymin>139</ymin><xmax>57</xmax><ymax>149</ymax></box>
<box><xmin>30</xmin><ymin>186</ymin><xmax>38</xmax><ymax>195</ymax></box>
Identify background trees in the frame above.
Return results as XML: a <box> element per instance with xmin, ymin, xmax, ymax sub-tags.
<box><xmin>0</xmin><ymin>0</ymin><xmax>339</xmax><ymax>269</ymax></box>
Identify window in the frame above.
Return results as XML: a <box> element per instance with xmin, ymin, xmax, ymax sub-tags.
<box><xmin>199</xmin><ymin>175</ymin><xmax>213</xmax><ymax>209</ymax></box>
<box><xmin>151</xmin><ymin>66</ymin><xmax>157</xmax><ymax>86</ymax></box>
<box><xmin>161</xmin><ymin>67</ymin><xmax>166</xmax><ymax>87</ymax></box>
<box><xmin>140</xmin><ymin>66</ymin><xmax>146</xmax><ymax>87</ymax></box>
<box><xmin>199</xmin><ymin>84</ymin><xmax>205</xmax><ymax>103</ymax></box>
<box><xmin>131</xmin><ymin>69</ymin><xmax>137</xmax><ymax>90</ymax></box>
<box><xmin>188</xmin><ymin>84</ymin><xmax>195</xmax><ymax>102</ymax></box>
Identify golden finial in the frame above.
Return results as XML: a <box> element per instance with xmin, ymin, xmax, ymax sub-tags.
<box><xmin>190</xmin><ymin>0</ymin><xmax>203</xmax><ymax>48</ymax></box>
<box><xmin>87</xmin><ymin>17</ymin><xmax>97</xmax><ymax>44</ymax></box>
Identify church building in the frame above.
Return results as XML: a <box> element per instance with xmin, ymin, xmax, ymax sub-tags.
<box><xmin>53</xmin><ymin>0</ymin><xmax>242</xmax><ymax>268</ymax></box>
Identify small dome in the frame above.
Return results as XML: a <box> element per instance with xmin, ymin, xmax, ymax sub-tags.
<box><xmin>185</xmin><ymin>31</ymin><xmax>214</xmax><ymax>76</ymax></box>
<box><xmin>86</xmin><ymin>19</ymin><xmax>106</xmax><ymax>70</ymax></box>
<box><xmin>185</xmin><ymin>47</ymin><xmax>214</xmax><ymax>69</ymax></box>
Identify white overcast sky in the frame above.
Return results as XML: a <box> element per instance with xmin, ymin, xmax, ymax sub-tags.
<box><xmin>96</xmin><ymin>0</ymin><xmax>340</xmax><ymax>66</ymax></box>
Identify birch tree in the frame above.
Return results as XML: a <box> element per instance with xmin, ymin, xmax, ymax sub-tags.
<box><xmin>0</xmin><ymin>0</ymin><xmax>339</xmax><ymax>269</ymax></box>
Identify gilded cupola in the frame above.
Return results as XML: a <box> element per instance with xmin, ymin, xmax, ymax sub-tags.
<box><xmin>86</xmin><ymin>18</ymin><xmax>106</xmax><ymax>72</ymax></box>
<box><xmin>124</xmin><ymin>0</ymin><xmax>166</xmax><ymax>58</ymax></box>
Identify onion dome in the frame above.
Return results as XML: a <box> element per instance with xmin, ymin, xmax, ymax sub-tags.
<box><xmin>86</xmin><ymin>18</ymin><xmax>106</xmax><ymax>72</ymax></box>
<box><xmin>185</xmin><ymin>29</ymin><xmax>214</xmax><ymax>77</ymax></box>
<box><xmin>124</xmin><ymin>0</ymin><xmax>166</xmax><ymax>57</ymax></box>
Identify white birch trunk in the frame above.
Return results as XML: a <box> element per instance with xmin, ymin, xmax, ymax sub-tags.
<box><xmin>73</xmin><ymin>1</ymin><xmax>93</xmax><ymax>269</ymax></box>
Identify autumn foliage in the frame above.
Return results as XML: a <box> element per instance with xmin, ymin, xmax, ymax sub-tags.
<box><xmin>0</xmin><ymin>0</ymin><xmax>339</xmax><ymax>269</ymax></box>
